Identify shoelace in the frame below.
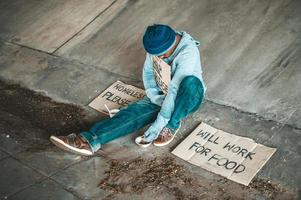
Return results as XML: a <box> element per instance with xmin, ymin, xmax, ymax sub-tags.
<box><xmin>160</xmin><ymin>128</ymin><xmax>172</xmax><ymax>139</ymax></box>
<box><xmin>68</xmin><ymin>133</ymin><xmax>86</xmax><ymax>148</ymax></box>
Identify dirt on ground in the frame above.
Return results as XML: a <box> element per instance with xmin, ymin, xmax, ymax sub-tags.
<box><xmin>0</xmin><ymin>80</ymin><xmax>92</xmax><ymax>140</ymax></box>
<box><xmin>0</xmin><ymin>80</ymin><xmax>298</xmax><ymax>200</ymax></box>
<box><xmin>99</xmin><ymin>156</ymin><xmax>297</xmax><ymax>200</ymax></box>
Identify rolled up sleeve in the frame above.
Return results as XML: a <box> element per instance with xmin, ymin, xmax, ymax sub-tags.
<box><xmin>143</xmin><ymin>54</ymin><xmax>165</xmax><ymax>106</ymax></box>
<box><xmin>144</xmin><ymin>49</ymin><xmax>200</xmax><ymax>141</ymax></box>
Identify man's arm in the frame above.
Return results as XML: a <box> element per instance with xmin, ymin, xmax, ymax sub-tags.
<box><xmin>144</xmin><ymin>48</ymin><xmax>200</xmax><ymax>141</ymax></box>
<box><xmin>143</xmin><ymin>53</ymin><xmax>165</xmax><ymax>106</ymax></box>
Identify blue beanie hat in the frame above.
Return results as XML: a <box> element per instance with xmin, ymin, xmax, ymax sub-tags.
<box><xmin>143</xmin><ymin>24</ymin><xmax>176</xmax><ymax>55</ymax></box>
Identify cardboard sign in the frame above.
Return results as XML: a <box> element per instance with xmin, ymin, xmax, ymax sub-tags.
<box><xmin>172</xmin><ymin>122</ymin><xmax>276</xmax><ymax>186</ymax></box>
<box><xmin>152</xmin><ymin>56</ymin><xmax>171</xmax><ymax>94</ymax></box>
<box><xmin>89</xmin><ymin>81</ymin><xmax>146</xmax><ymax>115</ymax></box>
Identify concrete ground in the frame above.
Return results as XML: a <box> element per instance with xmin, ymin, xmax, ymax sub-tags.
<box><xmin>0</xmin><ymin>0</ymin><xmax>300</xmax><ymax>199</ymax></box>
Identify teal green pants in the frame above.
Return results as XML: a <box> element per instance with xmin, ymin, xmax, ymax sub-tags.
<box><xmin>81</xmin><ymin>76</ymin><xmax>204</xmax><ymax>152</ymax></box>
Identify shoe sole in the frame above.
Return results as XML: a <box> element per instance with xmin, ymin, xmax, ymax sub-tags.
<box><xmin>153</xmin><ymin>124</ymin><xmax>181</xmax><ymax>147</ymax></box>
<box><xmin>50</xmin><ymin>136</ymin><xmax>93</xmax><ymax>156</ymax></box>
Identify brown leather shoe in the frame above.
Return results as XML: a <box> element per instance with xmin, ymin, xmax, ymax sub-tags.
<box><xmin>153</xmin><ymin>127</ymin><xmax>179</xmax><ymax>147</ymax></box>
<box><xmin>50</xmin><ymin>133</ymin><xmax>93</xmax><ymax>156</ymax></box>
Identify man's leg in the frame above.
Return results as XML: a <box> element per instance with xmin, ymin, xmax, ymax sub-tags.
<box><xmin>166</xmin><ymin>75</ymin><xmax>205</xmax><ymax>131</ymax></box>
<box><xmin>80</xmin><ymin>97</ymin><xmax>160</xmax><ymax>152</ymax></box>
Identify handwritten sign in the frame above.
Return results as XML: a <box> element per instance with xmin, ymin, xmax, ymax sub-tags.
<box><xmin>89</xmin><ymin>81</ymin><xmax>146</xmax><ymax>115</ymax></box>
<box><xmin>153</xmin><ymin>56</ymin><xmax>171</xmax><ymax>94</ymax></box>
<box><xmin>172</xmin><ymin>122</ymin><xmax>276</xmax><ymax>186</ymax></box>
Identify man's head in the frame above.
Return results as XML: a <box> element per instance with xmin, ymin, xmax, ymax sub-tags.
<box><xmin>143</xmin><ymin>24</ymin><xmax>176</xmax><ymax>58</ymax></box>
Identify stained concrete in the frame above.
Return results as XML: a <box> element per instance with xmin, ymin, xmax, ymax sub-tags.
<box><xmin>0</xmin><ymin>150</ymin><xmax>8</xmax><ymax>160</ymax></box>
<box><xmin>55</xmin><ymin>0</ymin><xmax>301</xmax><ymax>129</ymax></box>
<box><xmin>9</xmin><ymin>179</ymin><xmax>80</xmax><ymax>200</ymax></box>
<box><xmin>0</xmin><ymin>0</ymin><xmax>300</xmax><ymax>128</ymax></box>
<box><xmin>0</xmin><ymin>110</ymin><xmax>48</xmax><ymax>155</ymax></box>
<box><xmin>0</xmin><ymin>43</ymin><xmax>142</xmax><ymax>105</ymax></box>
<box><xmin>0</xmin><ymin>0</ymin><xmax>114</xmax><ymax>52</ymax></box>
<box><xmin>0</xmin><ymin>0</ymin><xmax>300</xmax><ymax>199</ymax></box>
<box><xmin>0</xmin><ymin>157</ymin><xmax>45</xmax><ymax>199</ymax></box>
<box><xmin>14</xmin><ymin>146</ymin><xmax>86</xmax><ymax>176</ymax></box>
<box><xmin>52</xmin><ymin>157</ymin><xmax>109</xmax><ymax>200</ymax></box>
<box><xmin>0</xmin><ymin>81</ymin><xmax>299</xmax><ymax>199</ymax></box>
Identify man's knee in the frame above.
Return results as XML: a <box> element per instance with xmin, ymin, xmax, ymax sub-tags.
<box><xmin>176</xmin><ymin>76</ymin><xmax>204</xmax><ymax>112</ymax></box>
<box><xmin>180</xmin><ymin>76</ymin><xmax>203</xmax><ymax>93</ymax></box>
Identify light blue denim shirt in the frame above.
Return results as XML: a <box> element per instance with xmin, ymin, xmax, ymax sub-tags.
<box><xmin>143</xmin><ymin>31</ymin><xmax>206</xmax><ymax>141</ymax></box>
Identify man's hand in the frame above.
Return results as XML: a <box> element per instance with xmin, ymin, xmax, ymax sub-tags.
<box><xmin>144</xmin><ymin>114</ymin><xmax>169</xmax><ymax>142</ymax></box>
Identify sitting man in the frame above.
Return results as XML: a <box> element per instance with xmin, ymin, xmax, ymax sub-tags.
<box><xmin>50</xmin><ymin>24</ymin><xmax>206</xmax><ymax>156</ymax></box>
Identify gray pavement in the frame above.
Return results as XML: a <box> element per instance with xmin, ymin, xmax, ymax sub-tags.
<box><xmin>0</xmin><ymin>0</ymin><xmax>300</xmax><ymax>199</ymax></box>
<box><xmin>0</xmin><ymin>96</ymin><xmax>299</xmax><ymax>199</ymax></box>
<box><xmin>1</xmin><ymin>0</ymin><xmax>300</xmax><ymax>128</ymax></box>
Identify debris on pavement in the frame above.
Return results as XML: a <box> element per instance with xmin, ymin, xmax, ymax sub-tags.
<box><xmin>99</xmin><ymin>156</ymin><xmax>297</xmax><ymax>200</ymax></box>
<box><xmin>0</xmin><ymin>80</ymin><xmax>91</xmax><ymax>140</ymax></box>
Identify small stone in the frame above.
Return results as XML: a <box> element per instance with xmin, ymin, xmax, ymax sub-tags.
<box><xmin>6</xmin><ymin>134</ymin><xmax>10</xmax><ymax>138</ymax></box>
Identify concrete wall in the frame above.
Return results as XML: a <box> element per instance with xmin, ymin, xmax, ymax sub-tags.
<box><xmin>0</xmin><ymin>0</ymin><xmax>300</xmax><ymax>128</ymax></box>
